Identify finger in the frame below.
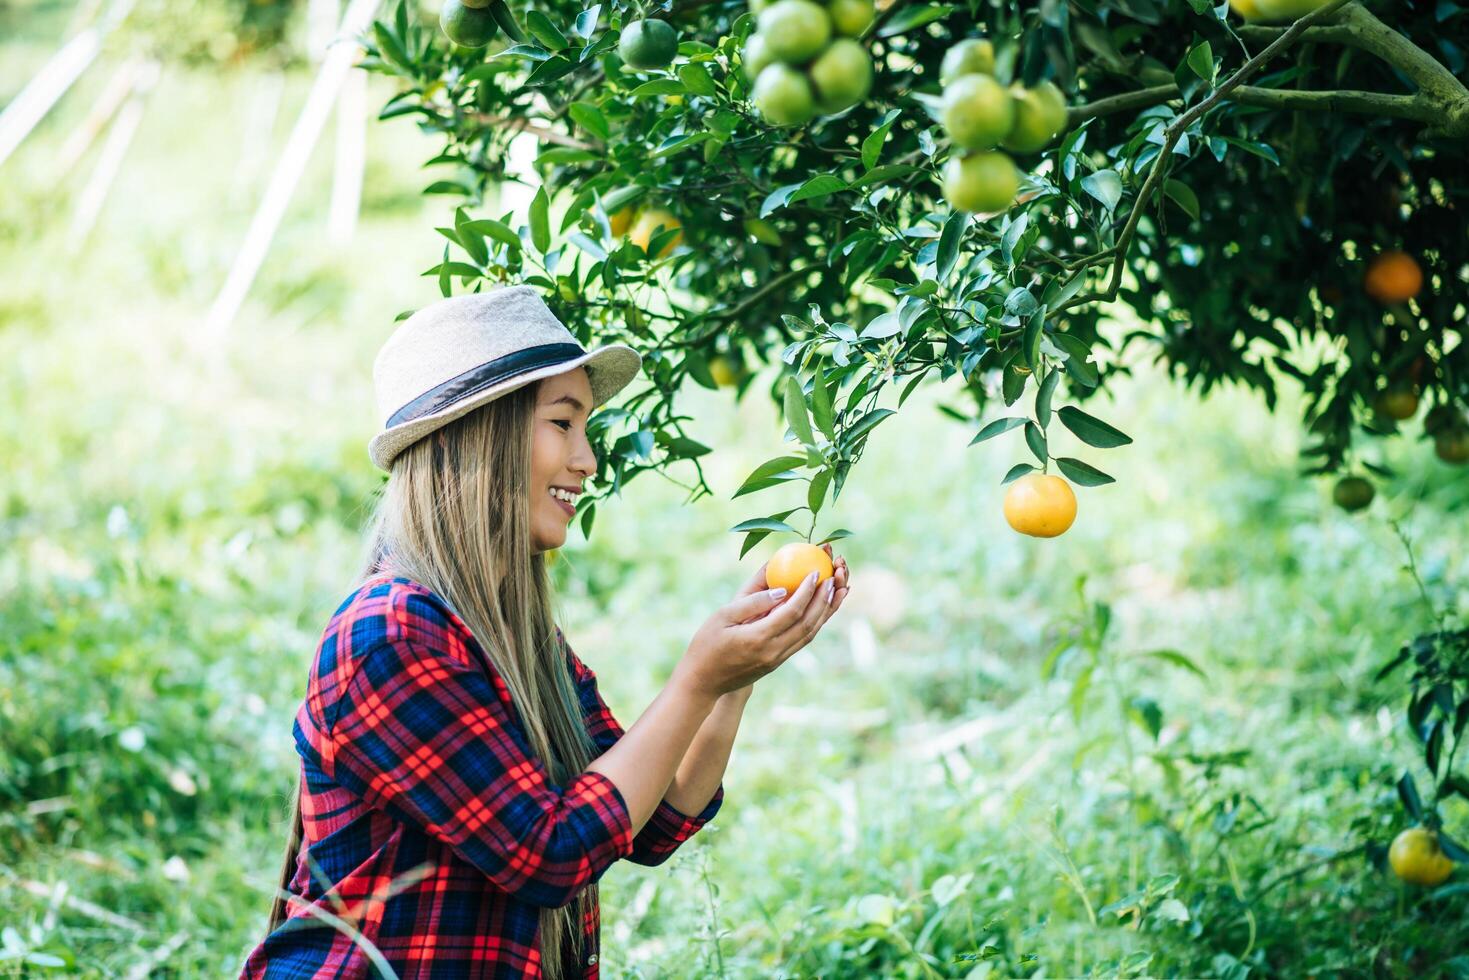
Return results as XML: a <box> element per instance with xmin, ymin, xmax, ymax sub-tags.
<box><xmin>774</xmin><ymin>574</ymin><xmax>835</xmax><ymax>649</ymax></box>
<box><xmin>754</xmin><ymin>569</ymin><xmax>821</xmax><ymax>637</ymax></box>
<box><xmin>723</xmin><ymin>584</ymin><xmax>788</xmax><ymax>625</ymax></box>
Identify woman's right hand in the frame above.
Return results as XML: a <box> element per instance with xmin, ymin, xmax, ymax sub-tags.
<box><xmin>674</xmin><ymin>561</ymin><xmax>845</xmax><ymax>700</ymax></box>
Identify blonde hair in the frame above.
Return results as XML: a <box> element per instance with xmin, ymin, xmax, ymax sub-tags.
<box><xmin>266</xmin><ymin>379</ymin><xmax>600</xmax><ymax>979</ymax></box>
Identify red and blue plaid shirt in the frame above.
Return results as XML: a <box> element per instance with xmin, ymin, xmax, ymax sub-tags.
<box><xmin>239</xmin><ymin>574</ymin><xmax>723</xmax><ymax>978</ymax></box>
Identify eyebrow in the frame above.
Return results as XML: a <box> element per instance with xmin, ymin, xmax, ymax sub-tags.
<box><xmin>545</xmin><ymin>394</ymin><xmax>588</xmax><ymax>413</ymax></box>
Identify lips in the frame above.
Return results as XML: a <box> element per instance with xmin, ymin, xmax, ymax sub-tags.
<box><xmin>549</xmin><ymin>495</ymin><xmax>576</xmax><ymax>518</ymax></box>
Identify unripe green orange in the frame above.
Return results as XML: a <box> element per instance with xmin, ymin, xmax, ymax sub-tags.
<box><xmin>1002</xmin><ymin>81</ymin><xmax>1069</xmax><ymax>153</ymax></box>
<box><xmin>753</xmin><ymin>63</ymin><xmax>816</xmax><ymax>127</ymax></box>
<box><xmin>941</xmin><ymin>73</ymin><xmax>1014</xmax><ymax>150</ymax></box>
<box><xmin>940</xmin><ymin>38</ymin><xmax>995</xmax><ymax>84</ymax></box>
<box><xmin>828</xmin><ymin>0</ymin><xmax>875</xmax><ymax>35</ymax></box>
<box><xmin>943</xmin><ymin>151</ymin><xmax>1019</xmax><ymax>214</ymax></box>
<box><xmin>758</xmin><ymin>0</ymin><xmax>832</xmax><ymax>64</ymax></box>
<box><xmin>809</xmin><ymin>38</ymin><xmax>873</xmax><ymax>114</ymax></box>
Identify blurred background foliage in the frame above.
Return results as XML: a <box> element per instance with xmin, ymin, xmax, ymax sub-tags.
<box><xmin>2</xmin><ymin>0</ymin><xmax>1469</xmax><ymax>976</ymax></box>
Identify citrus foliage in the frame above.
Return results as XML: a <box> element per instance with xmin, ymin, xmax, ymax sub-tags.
<box><xmin>357</xmin><ymin>0</ymin><xmax>1468</xmax><ymax>549</ymax></box>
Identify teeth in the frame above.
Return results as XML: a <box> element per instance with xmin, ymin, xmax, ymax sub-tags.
<box><xmin>549</xmin><ymin>488</ymin><xmax>579</xmax><ymax>503</ymax></box>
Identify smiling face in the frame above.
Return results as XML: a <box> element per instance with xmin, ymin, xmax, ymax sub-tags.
<box><xmin>530</xmin><ymin>368</ymin><xmax>597</xmax><ymax>554</ymax></box>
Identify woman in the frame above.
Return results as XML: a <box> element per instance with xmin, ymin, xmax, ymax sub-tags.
<box><xmin>240</xmin><ymin>284</ymin><xmax>850</xmax><ymax>978</ymax></box>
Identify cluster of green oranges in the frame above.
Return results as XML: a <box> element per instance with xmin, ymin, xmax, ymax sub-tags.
<box><xmin>1332</xmin><ymin>399</ymin><xmax>1466</xmax><ymax>513</ymax></box>
<box><xmin>743</xmin><ymin>0</ymin><xmax>876</xmax><ymax>127</ymax></box>
<box><xmin>938</xmin><ymin>38</ymin><xmax>1069</xmax><ymax>214</ymax></box>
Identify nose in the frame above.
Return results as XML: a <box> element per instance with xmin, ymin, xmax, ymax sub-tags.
<box><xmin>569</xmin><ymin>427</ymin><xmax>596</xmax><ymax>478</ymax></box>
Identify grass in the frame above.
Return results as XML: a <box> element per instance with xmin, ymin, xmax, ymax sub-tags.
<box><xmin>2</xmin><ymin>25</ymin><xmax>1468</xmax><ymax>979</ymax></box>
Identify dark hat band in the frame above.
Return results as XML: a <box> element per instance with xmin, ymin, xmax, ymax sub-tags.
<box><xmin>386</xmin><ymin>342</ymin><xmax>587</xmax><ymax>429</ymax></box>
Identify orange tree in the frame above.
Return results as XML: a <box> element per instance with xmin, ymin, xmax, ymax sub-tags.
<box><xmin>358</xmin><ymin>0</ymin><xmax>1468</xmax><ymax>551</ymax></box>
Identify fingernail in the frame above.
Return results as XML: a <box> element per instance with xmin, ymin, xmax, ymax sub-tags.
<box><xmin>825</xmin><ymin>580</ymin><xmax>835</xmax><ymax>604</ymax></box>
<box><xmin>806</xmin><ymin>571</ymin><xmax>818</xmax><ymax>585</ymax></box>
<box><xmin>769</xmin><ymin>587</ymin><xmax>787</xmax><ymax>599</ymax></box>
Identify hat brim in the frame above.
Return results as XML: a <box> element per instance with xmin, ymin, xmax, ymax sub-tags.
<box><xmin>368</xmin><ymin>343</ymin><xmax>642</xmax><ymax>472</ymax></box>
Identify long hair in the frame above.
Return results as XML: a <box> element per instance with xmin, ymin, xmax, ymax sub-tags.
<box><xmin>266</xmin><ymin>379</ymin><xmax>600</xmax><ymax>979</ymax></box>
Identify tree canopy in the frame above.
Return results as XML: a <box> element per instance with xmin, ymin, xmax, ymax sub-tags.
<box><xmin>359</xmin><ymin>0</ymin><xmax>1468</xmax><ymax>549</ymax></box>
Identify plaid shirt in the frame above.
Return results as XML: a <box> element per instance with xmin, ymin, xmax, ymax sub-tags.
<box><xmin>239</xmin><ymin>574</ymin><xmax>723</xmax><ymax>978</ymax></box>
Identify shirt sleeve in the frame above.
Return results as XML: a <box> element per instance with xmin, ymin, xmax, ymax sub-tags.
<box><xmin>323</xmin><ymin>632</ymin><xmax>636</xmax><ymax>909</ymax></box>
<box><xmin>561</xmin><ymin>631</ymin><xmax>724</xmax><ymax>867</ymax></box>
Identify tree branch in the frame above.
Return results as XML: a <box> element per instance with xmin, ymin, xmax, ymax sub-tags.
<box><xmin>1058</xmin><ymin>0</ymin><xmax>1359</xmax><ymax>315</ymax></box>
<box><xmin>1070</xmin><ymin>2</ymin><xmax>1469</xmax><ymax>137</ymax></box>
<box><xmin>470</xmin><ymin>113</ymin><xmax>598</xmax><ymax>150</ymax></box>
<box><xmin>1070</xmin><ymin>82</ymin><xmax>1441</xmax><ymax>128</ymax></box>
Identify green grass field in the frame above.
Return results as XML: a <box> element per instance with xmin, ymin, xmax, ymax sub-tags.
<box><xmin>3</xmin><ymin>12</ymin><xmax>1468</xmax><ymax>977</ymax></box>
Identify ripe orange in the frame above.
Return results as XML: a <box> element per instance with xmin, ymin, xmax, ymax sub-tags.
<box><xmin>766</xmin><ymin>542</ymin><xmax>834</xmax><ymax>594</ymax></box>
<box><xmin>1373</xmin><ymin>386</ymin><xmax>1420</xmax><ymax>421</ymax></box>
<box><xmin>608</xmin><ymin>205</ymin><xmax>638</xmax><ymax>238</ymax></box>
<box><xmin>1389</xmin><ymin>827</ymin><xmax>1455</xmax><ymax>887</ymax></box>
<box><xmin>630</xmin><ymin>207</ymin><xmax>683</xmax><ymax>257</ymax></box>
<box><xmin>1003</xmin><ymin>473</ymin><xmax>1077</xmax><ymax>538</ymax></box>
<box><xmin>1363</xmin><ymin>251</ymin><xmax>1423</xmax><ymax>304</ymax></box>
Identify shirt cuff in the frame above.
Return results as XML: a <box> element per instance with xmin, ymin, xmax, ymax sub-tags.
<box><xmin>565</xmin><ymin>769</ymin><xmax>636</xmax><ymax>864</ymax></box>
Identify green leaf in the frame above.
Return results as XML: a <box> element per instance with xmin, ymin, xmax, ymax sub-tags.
<box><xmin>529</xmin><ymin>186</ymin><xmax>551</xmax><ymax>254</ymax></box>
<box><xmin>1139</xmin><ymin>649</ymin><xmax>1207</xmax><ymax>679</ymax></box>
<box><xmin>731</xmin><ymin>517</ymin><xmax>800</xmax><ymax>534</ymax></box>
<box><xmin>489</xmin><ymin>2</ymin><xmax>528</xmax><ymax>43</ymax></box>
<box><xmin>526</xmin><ymin>10</ymin><xmax>568</xmax><ymax>50</ymax></box>
<box><xmin>460</xmin><ymin>218</ymin><xmax>522</xmax><ymax>251</ymax></box>
<box><xmin>568</xmin><ymin>102</ymin><xmax>610</xmax><ymax>140</ymax></box>
<box><xmin>1001</xmin><ymin>462</ymin><xmax>1036</xmax><ymax>485</ymax></box>
<box><xmin>936</xmin><ymin>210</ymin><xmax>970</xmax><ymax>285</ymax></box>
<box><xmin>678</xmin><ymin>62</ymin><xmax>718</xmax><ymax>96</ymax></box>
<box><xmin>817</xmin><ymin>527</ymin><xmax>854</xmax><ymax>544</ymax></box>
<box><xmin>1024</xmin><ymin>421</ymin><xmax>1048</xmax><ymax>464</ymax></box>
<box><xmin>785</xmin><ymin>376</ymin><xmax>816</xmax><ymax>448</ymax></box>
<box><xmin>970</xmin><ymin>416</ymin><xmax>1026</xmax><ymax>445</ymax></box>
<box><xmin>788</xmin><ymin>174</ymin><xmax>848</xmax><ymax>206</ymax></box>
<box><xmin>735</xmin><ymin>455</ymin><xmax>807</xmax><ymax>497</ymax></box>
<box><xmin>862</xmin><ymin>109</ymin><xmax>902</xmax><ymax>170</ymax></box>
<box><xmin>844</xmin><ymin>407</ymin><xmax>895</xmax><ymax>443</ymax></box>
<box><xmin>739</xmin><ymin>529</ymin><xmax>774</xmax><ymax>558</ymax></box>
<box><xmin>630</xmin><ymin>79</ymin><xmax>685</xmax><ymax>99</ymax></box>
<box><xmin>808</xmin><ymin>469</ymin><xmax>831</xmax><ymax>514</ymax></box>
<box><xmin>1081</xmin><ymin>169</ymin><xmax>1122</xmax><ymax>214</ymax></box>
<box><xmin>1035</xmin><ymin>371</ymin><xmax>1060</xmax><ymax>429</ymax></box>
<box><xmin>1055</xmin><ymin>456</ymin><xmax>1115</xmax><ymax>486</ymax></box>
<box><xmin>1057</xmin><ymin>406</ymin><xmax>1133</xmax><ymax>448</ymax></box>
<box><xmin>812</xmin><ymin>374</ymin><xmax>836</xmax><ymax>440</ymax></box>
<box><xmin>1164</xmin><ymin>178</ymin><xmax>1200</xmax><ymax>220</ymax></box>
<box><xmin>567</xmin><ymin>232</ymin><xmax>608</xmax><ymax>261</ymax></box>
<box><xmin>1397</xmin><ymin>772</ymin><xmax>1423</xmax><ymax>822</ymax></box>
<box><xmin>877</xmin><ymin>3</ymin><xmax>956</xmax><ymax>36</ymax></box>
<box><xmin>1187</xmin><ymin>40</ymin><xmax>1215</xmax><ymax>83</ymax></box>
<box><xmin>574</xmin><ymin>4</ymin><xmax>602</xmax><ymax>38</ymax></box>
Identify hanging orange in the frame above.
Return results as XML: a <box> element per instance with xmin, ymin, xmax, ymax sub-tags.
<box><xmin>1363</xmin><ymin>251</ymin><xmax>1423</xmax><ymax>304</ymax></box>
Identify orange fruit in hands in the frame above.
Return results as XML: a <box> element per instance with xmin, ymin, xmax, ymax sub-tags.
<box><xmin>766</xmin><ymin>542</ymin><xmax>834</xmax><ymax>595</ymax></box>
<box><xmin>1003</xmin><ymin>473</ymin><xmax>1077</xmax><ymax>538</ymax></box>
<box><xmin>1363</xmin><ymin>251</ymin><xmax>1423</xmax><ymax>304</ymax></box>
<box><xmin>1389</xmin><ymin>827</ymin><xmax>1455</xmax><ymax>886</ymax></box>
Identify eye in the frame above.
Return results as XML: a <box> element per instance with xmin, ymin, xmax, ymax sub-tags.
<box><xmin>552</xmin><ymin>419</ymin><xmax>573</xmax><ymax>431</ymax></box>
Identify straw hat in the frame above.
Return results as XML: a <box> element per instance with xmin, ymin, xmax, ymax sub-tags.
<box><xmin>368</xmin><ymin>285</ymin><xmax>642</xmax><ymax>471</ymax></box>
